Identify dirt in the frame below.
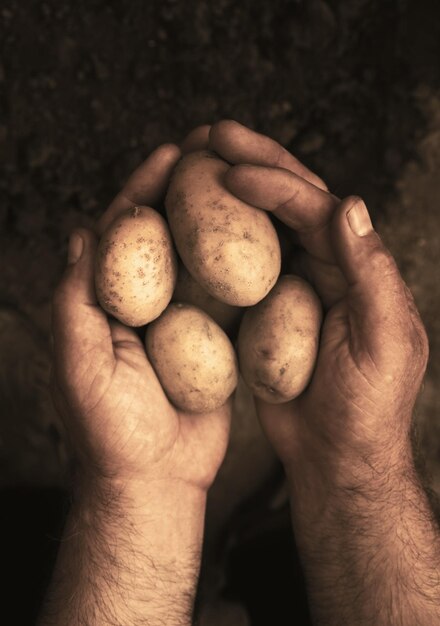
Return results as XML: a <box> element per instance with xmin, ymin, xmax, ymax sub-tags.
<box><xmin>1</xmin><ymin>0</ymin><xmax>440</xmax><ymax>624</ymax></box>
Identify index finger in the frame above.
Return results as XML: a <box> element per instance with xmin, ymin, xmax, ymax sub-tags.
<box><xmin>209</xmin><ymin>119</ymin><xmax>328</xmax><ymax>191</ymax></box>
<box><xmin>180</xmin><ymin>124</ymin><xmax>211</xmax><ymax>154</ymax></box>
<box><xmin>224</xmin><ymin>164</ymin><xmax>348</xmax><ymax>306</ymax></box>
<box><xmin>224</xmin><ymin>164</ymin><xmax>339</xmax><ymax>263</ymax></box>
<box><xmin>97</xmin><ymin>143</ymin><xmax>181</xmax><ymax>236</ymax></box>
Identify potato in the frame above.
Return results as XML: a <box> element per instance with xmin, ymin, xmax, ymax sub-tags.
<box><xmin>145</xmin><ymin>303</ymin><xmax>238</xmax><ymax>413</ymax></box>
<box><xmin>95</xmin><ymin>205</ymin><xmax>177</xmax><ymax>326</ymax></box>
<box><xmin>165</xmin><ymin>150</ymin><xmax>281</xmax><ymax>306</ymax></box>
<box><xmin>237</xmin><ymin>275</ymin><xmax>322</xmax><ymax>403</ymax></box>
<box><xmin>172</xmin><ymin>263</ymin><xmax>243</xmax><ymax>335</ymax></box>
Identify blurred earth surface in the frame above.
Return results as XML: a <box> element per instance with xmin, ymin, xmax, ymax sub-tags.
<box><xmin>1</xmin><ymin>1</ymin><xmax>440</xmax><ymax>624</ymax></box>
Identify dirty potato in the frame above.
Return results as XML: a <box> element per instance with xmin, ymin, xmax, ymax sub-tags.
<box><xmin>238</xmin><ymin>275</ymin><xmax>322</xmax><ymax>403</ymax></box>
<box><xmin>95</xmin><ymin>205</ymin><xmax>177</xmax><ymax>326</ymax></box>
<box><xmin>145</xmin><ymin>303</ymin><xmax>238</xmax><ymax>413</ymax></box>
<box><xmin>165</xmin><ymin>150</ymin><xmax>281</xmax><ymax>306</ymax></box>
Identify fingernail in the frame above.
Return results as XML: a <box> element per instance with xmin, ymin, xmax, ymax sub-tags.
<box><xmin>346</xmin><ymin>198</ymin><xmax>373</xmax><ymax>237</ymax></box>
<box><xmin>68</xmin><ymin>231</ymin><xmax>84</xmax><ymax>264</ymax></box>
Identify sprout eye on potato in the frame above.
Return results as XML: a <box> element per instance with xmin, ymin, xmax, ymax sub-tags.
<box><xmin>237</xmin><ymin>275</ymin><xmax>322</xmax><ymax>404</ymax></box>
<box><xmin>146</xmin><ymin>303</ymin><xmax>238</xmax><ymax>413</ymax></box>
<box><xmin>95</xmin><ymin>205</ymin><xmax>177</xmax><ymax>327</ymax></box>
<box><xmin>165</xmin><ymin>149</ymin><xmax>282</xmax><ymax>307</ymax></box>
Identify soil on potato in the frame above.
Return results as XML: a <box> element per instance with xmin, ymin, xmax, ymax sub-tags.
<box><xmin>1</xmin><ymin>1</ymin><xmax>440</xmax><ymax>624</ymax></box>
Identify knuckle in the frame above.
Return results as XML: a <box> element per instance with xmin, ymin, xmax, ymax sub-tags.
<box><xmin>368</xmin><ymin>244</ymin><xmax>397</xmax><ymax>276</ymax></box>
<box><xmin>400</xmin><ymin>323</ymin><xmax>429</xmax><ymax>374</ymax></box>
<box><xmin>416</xmin><ymin>322</ymin><xmax>430</xmax><ymax>366</ymax></box>
<box><xmin>211</xmin><ymin>119</ymin><xmax>235</xmax><ymax>138</ymax></box>
<box><xmin>401</xmin><ymin>292</ymin><xmax>430</xmax><ymax>369</ymax></box>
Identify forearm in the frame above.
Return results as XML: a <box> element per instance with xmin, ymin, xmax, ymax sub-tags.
<box><xmin>38</xmin><ymin>476</ymin><xmax>206</xmax><ymax>626</ymax></box>
<box><xmin>287</xmin><ymin>449</ymin><xmax>440</xmax><ymax>626</ymax></box>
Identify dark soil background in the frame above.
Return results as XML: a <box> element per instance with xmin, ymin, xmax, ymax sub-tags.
<box><xmin>1</xmin><ymin>1</ymin><xmax>440</xmax><ymax>624</ymax></box>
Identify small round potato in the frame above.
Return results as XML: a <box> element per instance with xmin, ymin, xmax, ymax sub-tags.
<box><xmin>165</xmin><ymin>150</ymin><xmax>281</xmax><ymax>306</ymax></box>
<box><xmin>95</xmin><ymin>205</ymin><xmax>177</xmax><ymax>327</ymax></box>
<box><xmin>238</xmin><ymin>275</ymin><xmax>322</xmax><ymax>403</ymax></box>
<box><xmin>172</xmin><ymin>263</ymin><xmax>243</xmax><ymax>336</ymax></box>
<box><xmin>145</xmin><ymin>303</ymin><xmax>238</xmax><ymax>413</ymax></box>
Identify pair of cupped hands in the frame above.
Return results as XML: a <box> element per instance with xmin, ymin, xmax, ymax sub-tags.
<box><xmin>52</xmin><ymin>120</ymin><xmax>428</xmax><ymax>508</ymax></box>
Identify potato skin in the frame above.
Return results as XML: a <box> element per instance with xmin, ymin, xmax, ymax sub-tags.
<box><xmin>172</xmin><ymin>263</ymin><xmax>243</xmax><ymax>336</ymax></box>
<box><xmin>238</xmin><ymin>275</ymin><xmax>322</xmax><ymax>403</ymax></box>
<box><xmin>165</xmin><ymin>150</ymin><xmax>281</xmax><ymax>306</ymax></box>
<box><xmin>95</xmin><ymin>205</ymin><xmax>177</xmax><ymax>327</ymax></box>
<box><xmin>145</xmin><ymin>303</ymin><xmax>238</xmax><ymax>413</ymax></box>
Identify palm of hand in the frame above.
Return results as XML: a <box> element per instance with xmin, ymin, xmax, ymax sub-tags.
<box><xmin>54</xmin><ymin>293</ymin><xmax>231</xmax><ymax>490</ymax></box>
<box><xmin>259</xmin><ymin>275</ymin><xmax>424</xmax><ymax>477</ymax></box>
<box><xmin>255</xmin><ymin>298</ymin><xmax>371</xmax><ymax>467</ymax></box>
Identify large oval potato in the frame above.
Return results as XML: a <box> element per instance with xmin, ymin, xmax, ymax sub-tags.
<box><xmin>95</xmin><ymin>205</ymin><xmax>177</xmax><ymax>326</ymax></box>
<box><xmin>172</xmin><ymin>263</ymin><xmax>243</xmax><ymax>336</ymax></box>
<box><xmin>165</xmin><ymin>150</ymin><xmax>281</xmax><ymax>306</ymax></box>
<box><xmin>145</xmin><ymin>303</ymin><xmax>238</xmax><ymax>413</ymax></box>
<box><xmin>238</xmin><ymin>275</ymin><xmax>322</xmax><ymax>403</ymax></box>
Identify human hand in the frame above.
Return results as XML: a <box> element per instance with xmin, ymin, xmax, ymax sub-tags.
<box><xmin>51</xmin><ymin>140</ymin><xmax>231</xmax><ymax>495</ymax></box>
<box><xmin>191</xmin><ymin>121</ymin><xmax>440</xmax><ymax>626</ymax></box>
<box><xmin>207</xmin><ymin>120</ymin><xmax>429</xmax><ymax>498</ymax></box>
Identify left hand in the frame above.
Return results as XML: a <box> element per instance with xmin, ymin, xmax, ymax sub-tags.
<box><xmin>51</xmin><ymin>139</ymin><xmax>231</xmax><ymax>494</ymax></box>
<box><xmin>205</xmin><ymin>120</ymin><xmax>429</xmax><ymax>497</ymax></box>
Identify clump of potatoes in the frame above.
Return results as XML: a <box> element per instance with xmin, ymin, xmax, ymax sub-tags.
<box><xmin>95</xmin><ymin>149</ymin><xmax>322</xmax><ymax>413</ymax></box>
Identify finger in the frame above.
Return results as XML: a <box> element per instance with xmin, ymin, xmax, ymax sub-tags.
<box><xmin>224</xmin><ymin>164</ymin><xmax>339</xmax><ymax>263</ymax></box>
<box><xmin>52</xmin><ymin>228</ymin><xmax>114</xmax><ymax>385</ymax></box>
<box><xmin>331</xmin><ymin>196</ymin><xmax>413</xmax><ymax>368</ymax></box>
<box><xmin>209</xmin><ymin>119</ymin><xmax>328</xmax><ymax>191</ymax></box>
<box><xmin>180</xmin><ymin>124</ymin><xmax>211</xmax><ymax>154</ymax></box>
<box><xmin>97</xmin><ymin>143</ymin><xmax>181</xmax><ymax>235</ymax></box>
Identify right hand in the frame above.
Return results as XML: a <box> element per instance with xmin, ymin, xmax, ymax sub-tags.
<box><xmin>206</xmin><ymin>120</ymin><xmax>429</xmax><ymax>496</ymax></box>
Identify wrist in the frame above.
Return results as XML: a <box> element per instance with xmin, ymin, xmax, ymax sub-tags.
<box><xmin>40</xmin><ymin>471</ymin><xmax>206</xmax><ymax>626</ymax></box>
<box><xmin>284</xmin><ymin>438</ymin><xmax>440</xmax><ymax>626</ymax></box>
<box><xmin>285</xmin><ymin>419</ymin><xmax>414</xmax><ymax>490</ymax></box>
<box><xmin>71</xmin><ymin>456</ymin><xmax>208</xmax><ymax>506</ymax></box>
<box><xmin>71</xmin><ymin>470</ymin><xmax>207</xmax><ymax>535</ymax></box>
<box><xmin>284</xmin><ymin>435</ymin><xmax>416</xmax><ymax>530</ymax></box>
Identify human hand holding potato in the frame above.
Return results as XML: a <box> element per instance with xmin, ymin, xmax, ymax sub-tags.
<box><xmin>207</xmin><ymin>120</ymin><xmax>428</xmax><ymax>494</ymax></box>
<box><xmin>45</xmin><ymin>123</ymin><xmax>439</xmax><ymax>626</ymax></box>
<box><xmin>51</xmin><ymin>142</ymin><xmax>232</xmax><ymax>494</ymax></box>
<box><xmin>206</xmin><ymin>122</ymin><xmax>440</xmax><ymax>626</ymax></box>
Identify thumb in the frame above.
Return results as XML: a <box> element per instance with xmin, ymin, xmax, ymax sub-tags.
<box><xmin>52</xmin><ymin>228</ymin><xmax>113</xmax><ymax>388</ymax></box>
<box><xmin>331</xmin><ymin>196</ymin><xmax>412</xmax><ymax>369</ymax></box>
